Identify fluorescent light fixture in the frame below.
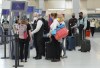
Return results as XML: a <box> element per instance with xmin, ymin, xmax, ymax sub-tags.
<box><xmin>47</xmin><ymin>9</ymin><xmax>65</xmax><ymax>11</ymax></box>
<box><xmin>96</xmin><ymin>8</ymin><xmax>100</xmax><ymax>10</ymax></box>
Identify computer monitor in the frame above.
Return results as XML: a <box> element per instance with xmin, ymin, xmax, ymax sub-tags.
<box><xmin>11</xmin><ymin>1</ymin><xmax>26</xmax><ymax>11</ymax></box>
<box><xmin>2</xmin><ymin>9</ymin><xmax>10</xmax><ymax>15</ymax></box>
<box><xmin>27</xmin><ymin>6</ymin><xmax>34</xmax><ymax>14</ymax></box>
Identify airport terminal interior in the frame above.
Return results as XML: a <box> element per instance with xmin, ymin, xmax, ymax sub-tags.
<box><xmin>0</xmin><ymin>0</ymin><xmax>100</xmax><ymax>68</ymax></box>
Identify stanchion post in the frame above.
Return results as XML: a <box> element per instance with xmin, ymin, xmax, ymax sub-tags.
<box><xmin>13</xmin><ymin>34</ymin><xmax>24</xmax><ymax>68</ymax></box>
<box><xmin>1</xmin><ymin>31</ymin><xmax>9</xmax><ymax>59</ymax></box>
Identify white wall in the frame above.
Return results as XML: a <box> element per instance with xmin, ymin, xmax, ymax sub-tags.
<box><xmin>27</xmin><ymin>0</ymin><xmax>39</xmax><ymax>8</ymax></box>
<box><xmin>2</xmin><ymin>1</ymin><xmax>11</xmax><ymax>9</ymax></box>
<box><xmin>87</xmin><ymin>0</ymin><xmax>100</xmax><ymax>9</ymax></box>
<box><xmin>45</xmin><ymin>0</ymin><xmax>66</xmax><ymax>9</ymax></box>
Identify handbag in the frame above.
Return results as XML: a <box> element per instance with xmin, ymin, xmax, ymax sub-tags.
<box><xmin>51</xmin><ymin>24</ymin><xmax>65</xmax><ymax>35</ymax></box>
<box><xmin>24</xmin><ymin>31</ymin><xmax>28</xmax><ymax>39</ymax></box>
<box><xmin>55</xmin><ymin>27</ymin><xmax>69</xmax><ymax>40</ymax></box>
<box><xmin>86</xmin><ymin>30</ymin><xmax>90</xmax><ymax>37</ymax></box>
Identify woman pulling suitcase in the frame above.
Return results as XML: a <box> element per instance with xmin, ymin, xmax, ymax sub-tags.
<box><xmin>48</xmin><ymin>13</ymin><xmax>68</xmax><ymax>62</ymax></box>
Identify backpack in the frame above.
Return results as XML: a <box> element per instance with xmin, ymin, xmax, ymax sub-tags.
<box><xmin>39</xmin><ymin>18</ymin><xmax>50</xmax><ymax>34</ymax></box>
<box><xmin>18</xmin><ymin>24</ymin><xmax>28</xmax><ymax>39</ymax></box>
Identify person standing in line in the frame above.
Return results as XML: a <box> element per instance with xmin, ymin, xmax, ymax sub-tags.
<box><xmin>68</xmin><ymin>13</ymin><xmax>77</xmax><ymax>36</ymax></box>
<box><xmin>49</xmin><ymin>13</ymin><xmax>61</xmax><ymax>62</ymax></box>
<box><xmin>90</xmin><ymin>18</ymin><xmax>96</xmax><ymax>37</ymax></box>
<box><xmin>31</xmin><ymin>13</ymin><xmax>44</xmax><ymax>60</ymax></box>
<box><xmin>57</xmin><ymin>14</ymin><xmax>67</xmax><ymax>58</ymax></box>
<box><xmin>18</xmin><ymin>16</ymin><xmax>31</xmax><ymax>62</ymax></box>
<box><xmin>72</xmin><ymin>12</ymin><xmax>87</xmax><ymax>51</ymax></box>
<box><xmin>78</xmin><ymin>12</ymin><xmax>87</xmax><ymax>51</ymax></box>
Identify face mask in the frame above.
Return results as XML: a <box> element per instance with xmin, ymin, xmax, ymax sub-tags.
<box><xmin>34</xmin><ymin>17</ymin><xmax>38</xmax><ymax>20</ymax></box>
<box><xmin>72</xmin><ymin>16</ymin><xmax>75</xmax><ymax>18</ymax></box>
<box><xmin>79</xmin><ymin>15</ymin><xmax>82</xmax><ymax>18</ymax></box>
<box><xmin>57</xmin><ymin>18</ymin><xmax>61</xmax><ymax>22</ymax></box>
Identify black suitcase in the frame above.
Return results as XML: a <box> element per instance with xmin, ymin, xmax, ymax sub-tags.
<box><xmin>81</xmin><ymin>39</ymin><xmax>91</xmax><ymax>52</ymax></box>
<box><xmin>74</xmin><ymin>34</ymin><xmax>80</xmax><ymax>46</ymax></box>
<box><xmin>45</xmin><ymin>42</ymin><xmax>53</xmax><ymax>60</ymax></box>
<box><xmin>81</xmin><ymin>30</ymin><xmax>91</xmax><ymax>52</ymax></box>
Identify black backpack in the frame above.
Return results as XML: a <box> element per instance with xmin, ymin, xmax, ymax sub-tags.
<box><xmin>82</xmin><ymin>18</ymin><xmax>90</xmax><ymax>30</ymax></box>
<box><xmin>39</xmin><ymin>18</ymin><xmax>50</xmax><ymax>34</ymax></box>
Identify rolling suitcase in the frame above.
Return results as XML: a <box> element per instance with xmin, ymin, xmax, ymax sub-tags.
<box><xmin>74</xmin><ymin>34</ymin><xmax>80</xmax><ymax>46</ymax></box>
<box><xmin>45</xmin><ymin>42</ymin><xmax>53</xmax><ymax>60</ymax></box>
<box><xmin>81</xmin><ymin>30</ymin><xmax>91</xmax><ymax>52</ymax></box>
<box><xmin>67</xmin><ymin>36</ymin><xmax>76</xmax><ymax>51</ymax></box>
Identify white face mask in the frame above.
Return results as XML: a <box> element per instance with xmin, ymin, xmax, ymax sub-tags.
<box><xmin>33</xmin><ymin>17</ymin><xmax>38</xmax><ymax>21</ymax></box>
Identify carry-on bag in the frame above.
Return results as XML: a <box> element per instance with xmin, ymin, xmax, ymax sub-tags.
<box><xmin>85</xmin><ymin>30</ymin><xmax>90</xmax><ymax>37</ymax></box>
<box><xmin>81</xmin><ymin>30</ymin><xmax>91</xmax><ymax>52</ymax></box>
<box><xmin>67</xmin><ymin>36</ymin><xmax>76</xmax><ymax>51</ymax></box>
<box><xmin>45</xmin><ymin>42</ymin><xmax>53</xmax><ymax>60</ymax></box>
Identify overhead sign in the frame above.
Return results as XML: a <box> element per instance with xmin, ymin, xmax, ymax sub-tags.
<box><xmin>11</xmin><ymin>1</ymin><xmax>26</xmax><ymax>11</ymax></box>
<box><xmin>35</xmin><ymin>9</ymin><xmax>42</xmax><ymax>14</ymax></box>
<box><xmin>35</xmin><ymin>9</ymin><xmax>39</xmax><ymax>13</ymax></box>
<box><xmin>27</xmin><ymin>6</ymin><xmax>34</xmax><ymax>14</ymax></box>
<box><xmin>2</xmin><ymin>9</ymin><xmax>10</xmax><ymax>15</ymax></box>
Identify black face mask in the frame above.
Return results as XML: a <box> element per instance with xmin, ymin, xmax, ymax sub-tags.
<box><xmin>72</xmin><ymin>16</ymin><xmax>75</xmax><ymax>18</ymax></box>
<box><xmin>79</xmin><ymin>15</ymin><xmax>82</xmax><ymax>18</ymax></box>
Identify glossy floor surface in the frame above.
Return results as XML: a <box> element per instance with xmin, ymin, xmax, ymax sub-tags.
<box><xmin>0</xmin><ymin>33</ymin><xmax>100</xmax><ymax>68</ymax></box>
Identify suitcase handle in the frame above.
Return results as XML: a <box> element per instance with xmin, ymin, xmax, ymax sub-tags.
<box><xmin>82</xmin><ymin>30</ymin><xmax>86</xmax><ymax>40</ymax></box>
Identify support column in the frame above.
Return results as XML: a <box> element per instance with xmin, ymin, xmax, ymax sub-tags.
<box><xmin>72</xmin><ymin>0</ymin><xmax>80</xmax><ymax>18</ymax></box>
<box><xmin>39</xmin><ymin>0</ymin><xmax>45</xmax><ymax>10</ymax></box>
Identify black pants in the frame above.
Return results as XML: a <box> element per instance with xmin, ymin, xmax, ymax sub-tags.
<box><xmin>34</xmin><ymin>36</ymin><xmax>43</xmax><ymax>57</ymax></box>
<box><xmin>68</xmin><ymin>28</ymin><xmax>74</xmax><ymax>36</ymax></box>
<box><xmin>51</xmin><ymin>36</ymin><xmax>61</xmax><ymax>60</ymax></box>
<box><xmin>78</xmin><ymin>24</ymin><xmax>84</xmax><ymax>45</ymax></box>
<box><xmin>90</xmin><ymin>27</ymin><xmax>95</xmax><ymax>37</ymax></box>
<box><xmin>19</xmin><ymin>39</ymin><xmax>29</xmax><ymax>60</ymax></box>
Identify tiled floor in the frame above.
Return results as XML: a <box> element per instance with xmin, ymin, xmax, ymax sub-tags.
<box><xmin>0</xmin><ymin>33</ymin><xmax>100</xmax><ymax>68</ymax></box>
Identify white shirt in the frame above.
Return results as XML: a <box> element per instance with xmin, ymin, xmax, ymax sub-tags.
<box><xmin>50</xmin><ymin>19</ymin><xmax>59</xmax><ymax>31</ymax></box>
<box><xmin>90</xmin><ymin>21</ymin><xmax>95</xmax><ymax>27</ymax></box>
<box><xmin>31</xmin><ymin>20</ymin><xmax>43</xmax><ymax>34</ymax></box>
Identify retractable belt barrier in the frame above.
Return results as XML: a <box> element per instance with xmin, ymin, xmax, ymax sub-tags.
<box><xmin>0</xmin><ymin>34</ymin><xmax>24</xmax><ymax>68</ymax></box>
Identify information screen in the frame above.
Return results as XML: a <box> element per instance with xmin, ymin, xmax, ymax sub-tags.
<box><xmin>2</xmin><ymin>9</ymin><xmax>10</xmax><ymax>15</ymax></box>
<box><xmin>27</xmin><ymin>6</ymin><xmax>34</xmax><ymax>13</ymax></box>
<box><xmin>11</xmin><ymin>1</ymin><xmax>26</xmax><ymax>11</ymax></box>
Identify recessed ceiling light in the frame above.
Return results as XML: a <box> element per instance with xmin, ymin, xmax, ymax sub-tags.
<box><xmin>47</xmin><ymin>9</ymin><xmax>65</xmax><ymax>10</ymax></box>
<box><xmin>96</xmin><ymin>8</ymin><xmax>100</xmax><ymax>10</ymax></box>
